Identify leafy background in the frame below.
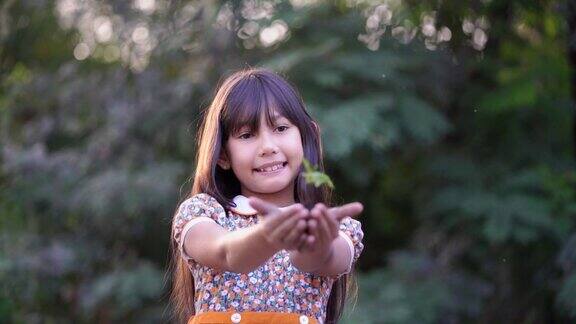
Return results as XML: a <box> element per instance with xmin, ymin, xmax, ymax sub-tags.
<box><xmin>1</xmin><ymin>0</ymin><xmax>575</xmax><ymax>323</ymax></box>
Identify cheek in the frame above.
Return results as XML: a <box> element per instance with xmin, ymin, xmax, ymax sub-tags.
<box><xmin>289</xmin><ymin>145</ymin><xmax>304</xmax><ymax>168</ymax></box>
<box><xmin>232</xmin><ymin>153</ymin><xmax>252</xmax><ymax>169</ymax></box>
<box><xmin>290</xmin><ymin>131</ymin><xmax>304</xmax><ymax>154</ymax></box>
<box><xmin>232</xmin><ymin>146</ymin><xmax>255</xmax><ymax>170</ymax></box>
<box><xmin>293</xmin><ymin>145</ymin><xmax>304</xmax><ymax>159</ymax></box>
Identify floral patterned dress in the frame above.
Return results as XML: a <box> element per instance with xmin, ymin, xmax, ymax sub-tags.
<box><xmin>172</xmin><ymin>193</ymin><xmax>364</xmax><ymax>323</ymax></box>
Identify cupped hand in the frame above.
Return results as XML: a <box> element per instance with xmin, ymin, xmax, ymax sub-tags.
<box><xmin>303</xmin><ymin>202</ymin><xmax>364</xmax><ymax>254</ymax></box>
<box><xmin>248</xmin><ymin>197</ymin><xmax>311</xmax><ymax>251</ymax></box>
<box><xmin>248</xmin><ymin>197</ymin><xmax>363</xmax><ymax>254</ymax></box>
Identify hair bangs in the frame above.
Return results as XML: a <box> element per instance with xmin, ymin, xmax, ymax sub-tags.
<box><xmin>221</xmin><ymin>73</ymin><xmax>305</xmax><ymax>141</ymax></box>
<box><xmin>258</xmin><ymin>72</ymin><xmax>309</xmax><ymax>130</ymax></box>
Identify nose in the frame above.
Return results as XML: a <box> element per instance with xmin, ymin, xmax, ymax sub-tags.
<box><xmin>258</xmin><ymin>131</ymin><xmax>279</xmax><ymax>156</ymax></box>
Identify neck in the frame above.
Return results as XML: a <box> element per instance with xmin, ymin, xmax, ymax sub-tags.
<box><xmin>240</xmin><ymin>184</ymin><xmax>296</xmax><ymax>208</ymax></box>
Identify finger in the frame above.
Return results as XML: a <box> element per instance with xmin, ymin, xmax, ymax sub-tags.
<box><xmin>283</xmin><ymin>218</ymin><xmax>307</xmax><ymax>249</ymax></box>
<box><xmin>307</xmin><ymin>217</ymin><xmax>317</xmax><ymax>233</ymax></box>
<box><xmin>310</xmin><ymin>205</ymin><xmax>329</xmax><ymax>247</ymax></box>
<box><xmin>302</xmin><ymin>218</ymin><xmax>318</xmax><ymax>251</ymax></box>
<box><xmin>314</xmin><ymin>204</ymin><xmax>333</xmax><ymax>243</ymax></box>
<box><xmin>265</xmin><ymin>204</ymin><xmax>305</xmax><ymax>229</ymax></box>
<box><xmin>269</xmin><ymin>208</ymin><xmax>308</xmax><ymax>241</ymax></box>
<box><xmin>329</xmin><ymin>202</ymin><xmax>364</xmax><ymax>221</ymax></box>
<box><xmin>295</xmin><ymin>233</ymin><xmax>309</xmax><ymax>252</ymax></box>
<box><xmin>248</xmin><ymin>196</ymin><xmax>280</xmax><ymax>216</ymax></box>
<box><xmin>320</xmin><ymin>205</ymin><xmax>339</xmax><ymax>238</ymax></box>
<box><xmin>305</xmin><ymin>234</ymin><xmax>315</xmax><ymax>249</ymax></box>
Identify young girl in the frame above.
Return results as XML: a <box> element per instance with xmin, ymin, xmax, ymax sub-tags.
<box><xmin>169</xmin><ymin>68</ymin><xmax>364</xmax><ymax>324</ymax></box>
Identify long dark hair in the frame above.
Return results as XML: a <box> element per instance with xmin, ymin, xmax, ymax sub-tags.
<box><xmin>168</xmin><ymin>67</ymin><xmax>357</xmax><ymax>323</ymax></box>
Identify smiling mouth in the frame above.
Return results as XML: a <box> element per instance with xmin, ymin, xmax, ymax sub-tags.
<box><xmin>253</xmin><ymin>162</ymin><xmax>288</xmax><ymax>173</ymax></box>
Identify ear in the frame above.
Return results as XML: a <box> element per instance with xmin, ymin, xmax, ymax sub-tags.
<box><xmin>217</xmin><ymin>149</ymin><xmax>231</xmax><ymax>170</ymax></box>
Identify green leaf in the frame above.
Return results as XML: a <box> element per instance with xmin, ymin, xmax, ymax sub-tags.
<box><xmin>301</xmin><ymin>158</ymin><xmax>334</xmax><ymax>189</ymax></box>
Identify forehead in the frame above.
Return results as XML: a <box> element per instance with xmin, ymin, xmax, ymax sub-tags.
<box><xmin>239</xmin><ymin>110</ymin><xmax>288</xmax><ymax>129</ymax></box>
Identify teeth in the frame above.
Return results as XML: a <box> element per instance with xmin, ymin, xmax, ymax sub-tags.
<box><xmin>258</xmin><ymin>163</ymin><xmax>284</xmax><ymax>172</ymax></box>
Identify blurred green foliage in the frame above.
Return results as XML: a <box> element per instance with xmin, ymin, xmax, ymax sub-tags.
<box><xmin>1</xmin><ymin>0</ymin><xmax>574</xmax><ymax>323</ymax></box>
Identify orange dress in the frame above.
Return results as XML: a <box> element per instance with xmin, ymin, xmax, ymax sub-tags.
<box><xmin>173</xmin><ymin>193</ymin><xmax>364</xmax><ymax>324</ymax></box>
<box><xmin>187</xmin><ymin>311</ymin><xmax>318</xmax><ymax>324</ymax></box>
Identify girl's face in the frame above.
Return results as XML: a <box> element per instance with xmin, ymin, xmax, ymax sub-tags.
<box><xmin>219</xmin><ymin>110</ymin><xmax>304</xmax><ymax>205</ymax></box>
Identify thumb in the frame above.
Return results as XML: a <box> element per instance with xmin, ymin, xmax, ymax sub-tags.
<box><xmin>248</xmin><ymin>196</ymin><xmax>279</xmax><ymax>216</ymax></box>
<box><xmin>330</xmin><ymin>202</ymin><xmax>363</xmax><ymax>221</ymax></box>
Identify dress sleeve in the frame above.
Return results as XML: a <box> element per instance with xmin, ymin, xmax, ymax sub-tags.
<box><xmin>172</xmin><ymin>193</ymin><xmax>222</xmax><ymax>263</ymax></box>
<box><xmin>336</xmin><ymin>217</ymin><xmax>364</xmax><ymax>276</ymax></box>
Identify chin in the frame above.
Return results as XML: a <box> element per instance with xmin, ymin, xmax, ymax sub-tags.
<box><xmin>255</xmin><ymin>185</ymin><xmax>289</xmax><ymax>194</ymax></box>
<box><xmin>252</xmin><ymin>181</ymin><xmax>293</xmax><ymax>194</ymax></box>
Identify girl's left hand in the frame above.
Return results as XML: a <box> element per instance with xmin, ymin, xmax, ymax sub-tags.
<box><xmin>299</xmin><ymin>202</ymin><xmax>363</xmax><ymax>256</ymax></box>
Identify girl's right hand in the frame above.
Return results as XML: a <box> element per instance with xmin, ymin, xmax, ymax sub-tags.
<box><xmin>248</xmin><ymin>197</ymin><xmax>312</xmax><ymax>252</ymax></box>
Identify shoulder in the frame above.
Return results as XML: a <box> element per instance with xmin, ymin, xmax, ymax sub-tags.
<box><xmin>340</xmin><ymin>216</ymin><xmax>363</xmax><ymax>232</ymax></box>
<box><xmin>180</xmin><ymin>193</ymin><xmax>222</xmax><ymax>209</ymax></box>
<box><xmin>176</xmin><ymin>193</ymin><xmax>227</xmax><ymax>219</ymax></box>
<box><xmin>339</xmin><ymin>217</ymin><xmax>364</xmax><ymax>248</ymax></box>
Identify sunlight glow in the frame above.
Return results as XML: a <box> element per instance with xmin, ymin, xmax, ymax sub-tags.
<box><xmin>131</xmin><ymin>25</ymin><xmax>149</xmax><ymax>45</ymax></box>
<box><xmin>73</xmin><ymin>42</ymin><xmax>90</xmax><ymax>60</ymax></box>
<box><xmin>94</xmin><ymin>16</ymin><xmax>113</xmax><ymax>43</ymax></box>
<box><xmin>259</xmin><ymin>20</ymin><xmax>288</xmax><ymax>47</ymax></box>
<box><xmin>133</xmin><ymin>0</ymin><xmax>156</xmax><ymax>15</ymax></box>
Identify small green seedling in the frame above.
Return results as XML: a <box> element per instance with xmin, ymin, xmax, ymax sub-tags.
<box><xmin>302</xmin><ymin>158</ymin><xmax>335</xmax><ymax>189</ymax></box>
